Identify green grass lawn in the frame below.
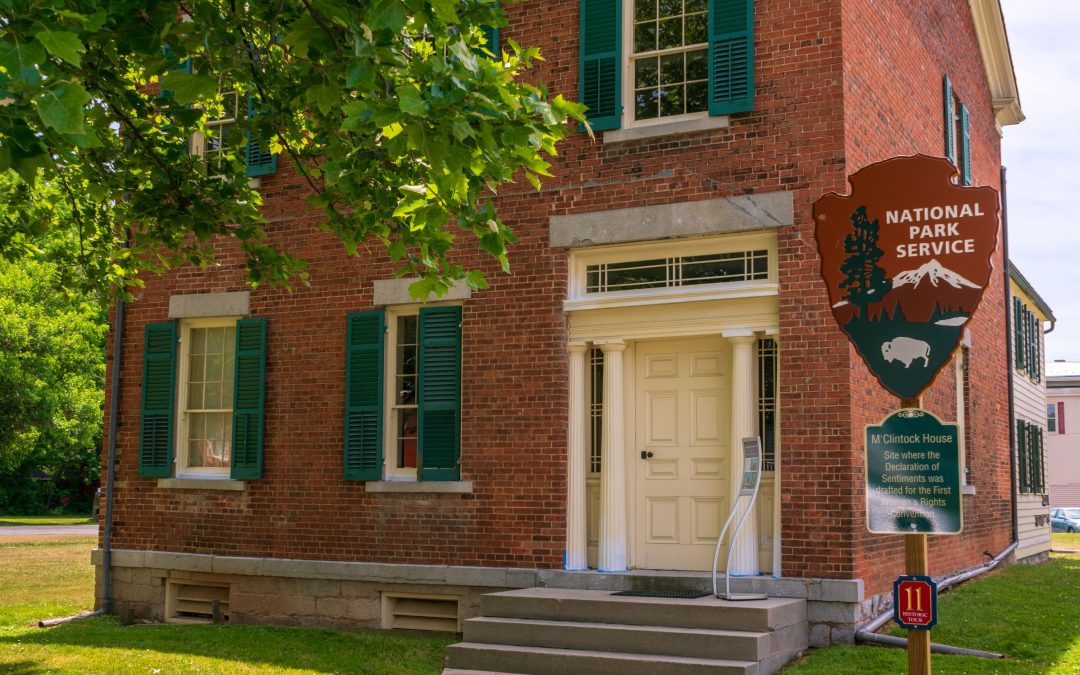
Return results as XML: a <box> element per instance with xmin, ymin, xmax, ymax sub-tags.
<box><xmin>0</xmin><ymin>514</ymin><xmax>96</xmax><ymax>526</ymax></box>
<box><xmin>0</xmin><ymin>536</ymin><xmax>453</xmax><ymax>673</ymax></box>
<box><xmin>784</xmin><ymin>551</ymin><xmax>1080</xmax><ymax>673</ymax></box>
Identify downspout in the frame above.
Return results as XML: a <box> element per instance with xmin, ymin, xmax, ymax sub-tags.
<box><xmin>1001</xmin><ymin>165</ymin><xmax>1019</xmax><ymax>545</ymax></box>
<box><xmin>854</xmin><ymin>541</ymin><xmax>1016</xmax><ymax>658</ymax></box>
<box><xmin>40</xmin><ymin>255</ymin><xmax>126</xmax><ymax>628</ymax></box>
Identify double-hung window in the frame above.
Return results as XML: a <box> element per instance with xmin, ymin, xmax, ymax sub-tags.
<box><xmin>138</xmin><ymin>318</ymin><xmax>268</xmax><ymax>480</ymax></box>
<box><xmin>190</xmin><ymin>92</ymin><xmax>241</xmax><ymax>177</ymax></box>
<box><xmin>581</xmin><ymin>0</ymin><xmax>755</xmax><ymax>131</ymax></box>
<box><xmin>161</xmin><ymin>59</ymin><xmax>278</xmax><ymax>179</ymax></box>
<box><xmin>345</xmin><ymin>306</ymin><xmax>462</xmax><ymax>481</ymax></box>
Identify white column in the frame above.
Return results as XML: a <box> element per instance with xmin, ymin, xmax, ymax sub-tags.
<box><xmin>725</xmin><ymin>330</ymin><xmax>760</xmax><ymax>576</ymax></box>
<box><xmin>598</xmin><ymin>341</ymin><xmax>627</xmax><ymax>572</ymax></box>
<box><xmin>566</xmin><ymin>342</ymin><xmax>589</xmax><ymax>570</ymax></box>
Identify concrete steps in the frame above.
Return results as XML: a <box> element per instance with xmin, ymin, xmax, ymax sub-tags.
<box><xmin>444</xmin><ymin>588</ymin><xmax>808</xmax><ymax>675</ymax></box>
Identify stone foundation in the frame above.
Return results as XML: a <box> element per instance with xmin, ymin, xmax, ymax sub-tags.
<box><xmin>93</xmin><ymin>549</ymin><xmax>866</xmax><ymax>645</ymax></box>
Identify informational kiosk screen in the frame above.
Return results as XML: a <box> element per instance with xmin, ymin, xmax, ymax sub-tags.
<box><xmin>739</xmin><ymin>437</ymin><xmax>761</xmax><ymax>496</ymax></box>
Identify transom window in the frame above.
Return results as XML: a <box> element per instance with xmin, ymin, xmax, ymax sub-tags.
<box><xmin>586</xmin><ymin>249</ymin><xmax>768</xmax><ymax>294</ymax></box>
<box><xmin>191</xmin><ymin>92</ymin><xmax>241</xmax><ymax>175</ymax></box>
<box><xmin>178</xmin><ymin>321</ymin><xmax>236</xmax><ymax>474</ymax></box>
<box><xmin>631</xmin><ymin>0</ymin><xmax>709</xmax><ymax>121</ymax></box>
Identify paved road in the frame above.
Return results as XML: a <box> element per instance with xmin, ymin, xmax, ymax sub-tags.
<box><xmin>0</xmin><ymin>525</ymin><xmax>97</xmax><ymax>536</ymax></box>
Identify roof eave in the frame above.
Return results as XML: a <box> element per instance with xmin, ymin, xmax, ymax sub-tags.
<box><xmin>970</xmin><ymin>0</ymin><xmax>1025</xmax><ymax>131</ymax></box>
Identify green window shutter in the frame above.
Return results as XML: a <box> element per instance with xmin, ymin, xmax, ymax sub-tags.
<box><xmin>1031</xmin><ymin>312</ymin><xmax>1041</xmax><ymax>383</ymax></box>
<box><xmin>245</xmin><ymin>96</ymin><xmax>278</xmax><ymax>178</ymax></box>
<box><xmin>1025</xmin><ymin>308</ymin><xmax>1034</xmax><ymax>378</ymax></box>
<box><xmin>481</xmin><ymin>25</ymin><xmax>499</xmax><ymax>54</ymax></box>
<box><xmin>139</xmin><ymin>323</ymin><xmax>178</xmax><ymax>478</ymax></box>
<box><xmin>344</xmin><ymin>311</ymin><xmax>385</xmax><ymax>481</ymax></box>
<box><xmin>959</xmin><ymin>103</ymin><xmax>971</xmax><ymax>186</ymax></box>
<box><xmin>1017</xmin><ymin>419</ymin><xmax>1028</xmax><ymax>493</ymax></box>
<box><xmin>1013</xmin><ymin>297</ymin><xmax>1025</xmax><ymax>371</ymax></box>
<box><xmin>231</xmin><ymin>318</ymin><xmax>267</xmax><ymax>480</ymax></box>
<box><xmin>579</xmin><ymin>0</ymin><xmax>621</xmax><ymax>131</ymax></box>
<box><xmin>708</xmin><ymin>0</ymin><xmax>755</xmax><ymax>115</ymax></box>
<box><xmin>418</xmin><ymin>306</ymin><xmax>462</xmax><ymax>481</ymax></box>
<box><xmin>1035</xmin><ymin>427</ymin><xmax>1045</xmax><ymax>493</ymax></box>
<box><xmin>943</xmin><ymin>75</ymin><xmax>955</xmax><ymax>165</ymax></box>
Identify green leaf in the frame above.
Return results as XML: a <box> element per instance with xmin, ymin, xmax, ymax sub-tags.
<box><xmin>159</xmin><ymin>71</ymin><xmax>218</xmax><ymax>105</ymax></box>
<box><xmin>397</xmin><ymin>85</ymin><xmax>426</xmax><ymax>117</ymax></box>
<box><xmin>0</xmin><ymin>40</ymin><xmax>45</xmax><ymax>84</ymax></box>
<box><xmin>34</xmin><ymin>29</ymin><xmax>85</xmax><ymax>67</ymax></box>
<box><xmin>370</xmin><ymin>1</ymin><xmax>408</xmax><ymax>33</ymax></box>
<box><xmin>305</xmin><ymin>84</ymin><xmax>338</xmax><ymax>115</ymax></box>
<box><xmin>35</xmin><ymin>82</ymin><xmax>90</xmax><ymax>135</ymax></box>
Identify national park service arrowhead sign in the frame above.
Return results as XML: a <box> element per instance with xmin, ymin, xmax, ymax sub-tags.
<box><xmin>813</xmin><ymin>155</ymin><xmax>1000</xmax><ymax>399</ymax></box>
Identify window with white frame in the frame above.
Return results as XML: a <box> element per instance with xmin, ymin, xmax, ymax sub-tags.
<box><xmin>177</xmin><ymin>319</ymin><xmax>236</xmax><ymax>475</ymax></box>
<box><xmin>190</xmin><ymin>91</ymin><xmax>241</xmax><ymax>176</ymax></box>
<box><xmin>386</xmin><ymin>311</ymin><xmax>420</xmax><ymax>478</ymax></box>
<box><xmin>1048</xmin><ymin>403</ymin><xmax>1058</xmax><ymax>433</ymax></box>
<box><xmin>344</xmin><ymin>305</ymin><xmax>462</xmax><ymax>482</ymax></box>
<box><xmin>629</xmin><ymin>0</ymin><xmax>709</xmax><ymax>123</ymax></box>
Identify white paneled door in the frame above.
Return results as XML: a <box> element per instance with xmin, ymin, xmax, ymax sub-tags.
<box><xmin>634</xmin><ymin>338</ymin><xmax>730</xmax><ymax>571</ymax></box>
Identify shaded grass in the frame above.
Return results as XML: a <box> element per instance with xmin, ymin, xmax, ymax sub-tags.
<box><xmin>0</xmin><ymin>515</ymin><xmax>95</xmax><ymax>526</ymax></box>
<box><xmin>785</xmin><ymin>551</ymin><xmax>1080</xmax><ymax>673</ymax></box>
<box><xmin>0</xmin><ymin>537</ymin><xmax>453</xmax><ymax>673</ymax></box>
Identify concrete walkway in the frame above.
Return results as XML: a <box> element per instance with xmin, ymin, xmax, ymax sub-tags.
<box><xmin>0</xmin><ymin>525</ymin><xmax>97</xmax><ymax>536</ymax></box>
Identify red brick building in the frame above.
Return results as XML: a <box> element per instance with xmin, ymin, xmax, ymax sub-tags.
<box><xmin>96</xmin><ymin>0</ymin><xmax>1024</xmax><ymax>652</ymax></box>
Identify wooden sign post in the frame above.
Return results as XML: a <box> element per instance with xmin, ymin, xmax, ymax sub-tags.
<box><xmin>902</xmin><ymin>397</ymin><xmax>930</xmax><ymax>675</ymax></box>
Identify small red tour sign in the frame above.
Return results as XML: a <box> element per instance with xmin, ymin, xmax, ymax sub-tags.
<box><xmin>813</xmin><ymin>155</ymin><xmax>1000</xmax><ymax>399</ymax></box>
<box><xmin>893</xmin><ymin>575</ymin><xmax>938</xmax><ymax>630</ymax></box>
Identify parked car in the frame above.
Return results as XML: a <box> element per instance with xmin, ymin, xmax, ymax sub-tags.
<box><xmin>1051</xmin><ymin>508</ymin><xmax>1080</xmax><ymax>533</ymax></box>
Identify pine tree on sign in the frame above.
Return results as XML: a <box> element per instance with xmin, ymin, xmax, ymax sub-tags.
<box><xmin>839</xmin><ymin>206</ymin><xmax>890</xmax><ymax>319</ymax></box>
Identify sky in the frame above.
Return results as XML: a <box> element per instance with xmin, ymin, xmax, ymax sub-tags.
<box><xmin>999</xmin><ymin>0</ymin><xmax>1080</xmax><ymax>362</ymax></box>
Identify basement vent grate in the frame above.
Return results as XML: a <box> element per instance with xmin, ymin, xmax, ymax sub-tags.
<box><xmin>165</xmin><ymin>581</ymin><xmax>230</xmax><ymax>624</ymax></box>
<box><xmin>611</xmin><ymin>590</ymin><xmax>711</xmax><ymax>599</ymax></box>
<box><xmin>381</xmin><ymin>593</ymin><xmax>460</xmax><ymax>632</ymax></box>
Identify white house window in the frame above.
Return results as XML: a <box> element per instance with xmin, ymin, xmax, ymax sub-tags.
<box><xmin>630</xmin><ymin>0</ymin><xmax>709</xmax><ymax>122</ymax></box>
<box><xmin>586</xmin><ymin>249</ymin><xmax>768</xmax><ymax>294</ymax></box>
<box><xmin>1047</xmin><ymin>403</ymin><xmax>1057</xmax><ymax>433</ymax></box>
<box><xmin>177</xmin><ymin>320</ymin><xmax>236</xmax><ymax>475</ymax></box>
<box><xmin>386</xmin><ymin>311</ymin><xmax>419</xmax><ymax>478</ymax></box>
<box><xmin>190</xmin><ymin>91</ymin><xmax>241</xmax><ymax>175</ymax></box>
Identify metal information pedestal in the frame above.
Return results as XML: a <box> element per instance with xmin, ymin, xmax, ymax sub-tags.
<box><xmin>712</xmin><ymin>437</ymin><xmax>767</xmax><ymax>600</ymax></box>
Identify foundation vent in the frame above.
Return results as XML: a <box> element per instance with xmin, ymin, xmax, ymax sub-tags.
<box><xmin>381</xmin><ymin>593</ymin><xmax>459</xmax><ymax>632</ymax></box>
<box><xmin>165</xmin><ymin>581</ymin><xmax>230</xmax><ymax>624</ymax></box>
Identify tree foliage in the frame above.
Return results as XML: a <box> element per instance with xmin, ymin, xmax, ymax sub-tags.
<box><xmin>839</xmin><ymin>205</ymin><xmax>889</xmax><ymax>317</ymax></box>
<box><xmin>0</xmin><ymin>0</ymin><xmax>586</xmax><ymax>298</ymax></box>
<box><xmin>0</xmin><ymin>253</ymin><xmax>106</xmax><ymax>511</ymax></box>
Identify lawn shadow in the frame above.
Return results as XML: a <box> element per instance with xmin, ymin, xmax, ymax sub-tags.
<box><xmin>1</xmin><ymin>616</ymin><xmax>452</xmax><ymax>674</ymax></box>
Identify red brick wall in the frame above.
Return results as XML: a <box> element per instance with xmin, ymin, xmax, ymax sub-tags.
<box><xmin>101</xmin><ymin>0</ymin><xmax>1011</xmax><ymax>590</ymax></box>
<box><xmin>839</xmin><ymin>0</ymin><xmax>1013</xmax><ymax>598</ymax></box>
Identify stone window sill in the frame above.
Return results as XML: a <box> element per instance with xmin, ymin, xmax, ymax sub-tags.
<box><xmin>603</xmin><ymin>115</ymin><xmax>730</xmax><ymax>144</ymax></box>
<box><xmin>365</xmin><ymin>481</ymin><xmax>473</xmax><ymax>494</ymax></box>
<box><xmin>157</xmin><ymin>478</ymin><xmax>247</xmax><ymax>491</ymax></box>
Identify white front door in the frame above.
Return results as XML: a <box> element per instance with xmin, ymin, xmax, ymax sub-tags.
<box><xmin>634</xmin><ymin>337</ymin><xmax>730</xmax><ymax>571</ymax></box>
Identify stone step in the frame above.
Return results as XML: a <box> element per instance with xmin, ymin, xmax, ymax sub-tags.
<box><xmin>445</xmin><ymin>642</ymin><xmax>757</xmax><ymax>675</ymax></box>
<box><xmin>481</xmin><ymin>588</ymin><xmax>806</xmax><ymax>632</ymax></box>
<box><xmin>464</xmin><ymin>615</ymin><xmax>806</xmax><ymax>661</ymax></box>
